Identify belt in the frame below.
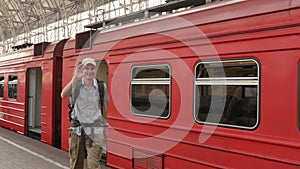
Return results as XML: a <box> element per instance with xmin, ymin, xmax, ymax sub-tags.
<box><xmin>70</xmin><ymin>118</ymin><xmax>108</xmax><ymax>127</ymax></box>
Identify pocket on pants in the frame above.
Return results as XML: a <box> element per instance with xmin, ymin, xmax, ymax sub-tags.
<box><xmin>69</xmin><ymin>132</ymin><xmax>79</xmax><ymax>158</ymax></box>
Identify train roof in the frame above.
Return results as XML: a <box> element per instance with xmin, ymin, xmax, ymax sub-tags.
<box><xmin>63</xmin><ymin>0</ymin><xmax>299</xmax><ymax>57</ymax></box>
<box><xmin>95</xmin><ymin>0</ymin><xmax>295</xmax><ymax>43</ymax></box>
<box><xmin>0</xmin><ymin>39</ymin><xmax>68</xmax><ymax>66</ymax></box>
<box><xmin>64</xmin><ymin>0</ymin><xmax>248</xmax><ymax>54</ymax></box>
<box><xmin>98</xmin><ymin>0</ymin><xmax>247</xmax><ymax>34</ymax></box>
<box><xmin>0</xmin><ymin>46</ymin><xmax>34</xmax><ymax>63</ymax></box>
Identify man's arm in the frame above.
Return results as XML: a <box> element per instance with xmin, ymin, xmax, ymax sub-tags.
<box><xmin>61</xmin><ymin>80</ymin><xmax>73</xmax><ymax>98</ymax></box>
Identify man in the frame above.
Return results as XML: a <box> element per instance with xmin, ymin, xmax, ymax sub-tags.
<box><xmin>61</xmin><ymin>58</ymin><xmax>109</xmax><ymax>169</ymax></box>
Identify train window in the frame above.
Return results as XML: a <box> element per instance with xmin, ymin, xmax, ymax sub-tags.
<box><xmin>8</xmin><ymin>75</ymin><xmax>18</xmax><ymax>100</ymax></box>
<box><xmin>194</xmin><ymin>59</ymin><xmax>259</xmax><ymax>129</ymax></box>
<box><xmin>0</xmin><ymin>76</ymin><xmax>4</xmax><ymax>99</ymax></box>
<box><xmin>131</xmin><ymin>64</ymin><xmax>171</xmax><ymax>119</ymax></box>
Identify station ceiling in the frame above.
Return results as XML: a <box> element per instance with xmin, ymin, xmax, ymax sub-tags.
<box><xmin>0</xmin><ymin>0</ymin><xmax>212</xmax><ymax>50</ymax></box>
<box><xmin>0</xmin><ymin>0</ymin><xmax>103</xmax><ymax>43</ymax></box>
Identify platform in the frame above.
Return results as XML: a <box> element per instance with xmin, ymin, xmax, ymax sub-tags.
<box><xmin>0</xmin><ymin>127</ymin><xmax>109</xmax><ymax>169</ymax></box>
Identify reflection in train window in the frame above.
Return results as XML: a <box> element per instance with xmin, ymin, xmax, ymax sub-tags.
<box><xmin>131</xmin><ymin>64</ymin><xmax>171</xmax><ymax>119</ymax></box>
<box><xmin>0</xmin><ymin>76</ymin><xmax>4</xmax><ymax>98</ymax></box>
<box><xmin>8</xmin><ymin>75</ymin><xmax>18</xmax><ymax>100</ymax></box>
<box><xmin>194</xmin><ymin>59</ymin><xmax>259</xmax><ymax>129</ymax></box>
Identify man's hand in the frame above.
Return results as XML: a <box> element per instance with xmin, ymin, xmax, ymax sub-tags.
<box><xmin>73</xmin><ymin>63</ymin><xmax>84</xmax><ymax>81</ymax></box>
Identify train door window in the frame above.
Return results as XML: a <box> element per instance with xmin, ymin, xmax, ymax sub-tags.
<box><xmin>131</xmin><ymin>64</ymin><xmax>171</xmax><ymax>119</ymax></box>
<box><xmin>0</xmin><ymin>75</ymin><xmax>4</xmax><ymax>99</ymax></box>
<box><xmin>8</xmin><ymin>75</ymin><xmax>18</xmax><ymax>100</ymax></box>
<box><xmin>194</xmin><ymin>59</ymin><xmax>259</xmax><ymax>129</ymax></box>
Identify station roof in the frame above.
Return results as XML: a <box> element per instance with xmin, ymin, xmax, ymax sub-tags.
<box><xmin>0</xmin><ymin>0</ymin><xmax>98</xmax><ymax>42</ymax></box>
<box><xmin>0</xmin><ymin>0</ymin><xmax>213</xmax><ymax>53</ymax></box>
<box><xmin>85</xmin><ymin>0</ymin><xmax>205</xmax><ymax>29</ymax></box>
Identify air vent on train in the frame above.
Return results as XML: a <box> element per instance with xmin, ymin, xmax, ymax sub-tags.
<box><xmin>75</xmin><ymin>30</ymin><xmax>96</xmax><ymax>50</ymax></box>
<box><xmin>133</xmin><ymin>148</ymin><xmax>164</xmax><ymax>169</ymax></box>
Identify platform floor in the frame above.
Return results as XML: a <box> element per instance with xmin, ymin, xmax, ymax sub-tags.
<box><xmin>0</xmin><ymin>127</ymin><xmax>109</xmax><ymax>169</ymax></box>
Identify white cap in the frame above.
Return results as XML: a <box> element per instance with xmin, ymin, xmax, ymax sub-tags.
<box><xmin>82</xmin><ymin>58</ymin><xmax>96</xmax><ymax>67</ymax></box>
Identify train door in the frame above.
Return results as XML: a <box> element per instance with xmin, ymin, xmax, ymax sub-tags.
<box><xmin>54</xmin><ymin>56</ymin><xmax>62</xmax><ymax>148</ymax></box>
<box><xmin>26</xmin><ymin>68</ymin><xmax>42</xmax><ymax>140</ymax></box>
<box><xmin>96</xmin><ymin>60</ymin><xmax>108</xmax><ymax>83</ymax></box>
<box><xmin>96</xmin><ymin>60</ymin><xmax>108</xmax><ymax>164</ymax></box>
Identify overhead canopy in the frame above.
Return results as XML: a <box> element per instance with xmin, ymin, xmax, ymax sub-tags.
<box><xmin>0</xmin><ymin>0</ymin><xmax>216</xmax><ymax>53</ymax></box>
<box><xmin>0</xmin><ymin>0</ymin><xmax>104</xmax><ymax>43</ymax></box>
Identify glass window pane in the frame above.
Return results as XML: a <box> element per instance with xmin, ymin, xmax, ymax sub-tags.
<box><xmin>8</xmin><ymin>75</ymin><xmax>18</xmax><ymax>100</ymax></box>
<box><xmin>132</xmin><ymin>84</ymin><xmax>169</xmax><ymax>118</ymax></box>
<box><xmin>132</xmin><ymin>65</ymin><xmax>170</xmax><ymax>79</ymax></box>
<box><xmin>195</xmin><ymin>85</ymin><xmax>257</xmax><ymax>127</ymax></box>
<box><xmin>0</xmin><ymin>76</ymin><xmax>4</xmax><ymax>98</ymax></box>
<box><xmin>131</xmin><ymin>65</ymin><xmax>171</xmax><ymax>119</ymax></box>
<box><xmin>195</xmin><ymin>59</ymin><xmax>259</xmax><ymax>129</ymax></box>
<box><xmin>196</xmin><ymin>60</ymin><xmax>258</xmax><ymax>78</ymax></box>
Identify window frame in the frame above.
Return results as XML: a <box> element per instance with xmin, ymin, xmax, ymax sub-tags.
<box><xmin>130</xmin><ymin>64</ymin><xmax>172</xmax><ymax>119</ymax></box>
<box><xmin>194</xmin><ymin>59</ymin><xmax>260</xmax><ymax>130</ymax></box>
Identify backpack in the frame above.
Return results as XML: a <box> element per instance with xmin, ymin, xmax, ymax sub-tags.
<box><xmin>68</xmin><ymin>79</ymin><xmax>105</xmax><ymax>126</ymax></box>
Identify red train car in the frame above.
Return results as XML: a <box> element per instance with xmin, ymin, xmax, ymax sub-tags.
<box><xmin>0</xmin><ymin>0</ymin><xmax>298</xmax><ymax>168</ymax></box>
<box><xmin>59</xmin><ymin>0</ymin><xmax>300</xmax><ymax>168</ymax></box>
<box><xmin>0</xmin><ymin>40</ymin><xmax>66</xmax><ymax>148</ymax></box>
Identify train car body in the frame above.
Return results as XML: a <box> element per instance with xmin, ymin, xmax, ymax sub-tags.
<box><xmin>0</xmin><ymin>40</ymin><xmax>66</xmax><ymax>148</ymax></box>
<box><xmin>49</xmin><ymin>0</ymin><xmax>300</xmax><ymax>168</ymax></box>
<box><xmin>71</xmin><ymin>0</ymin><xmax>299</xmax><ymax>168</ymax></box>
<box><xmin>4</xmin><ymin>0</ymin><xmax>300</xmax><ymax>168</ymax></box>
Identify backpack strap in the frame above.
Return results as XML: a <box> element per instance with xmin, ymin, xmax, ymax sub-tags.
<box><xmin>69</xmin><ymin>80</ymin><xmax>82</xmax><ymax>122</ymax></box>
<box><xmin>73</xmin><ymin>80</ymin><xmax>83</xmax><ymax>107</ymax></box>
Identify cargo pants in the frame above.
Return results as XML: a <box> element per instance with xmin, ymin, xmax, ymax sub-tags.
<box><xmin>69</xmin><ymin>131</ymin><xmax>103</xmax><ymax>169</ymax></box>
